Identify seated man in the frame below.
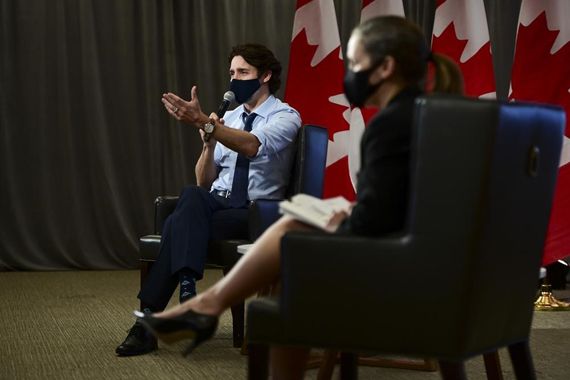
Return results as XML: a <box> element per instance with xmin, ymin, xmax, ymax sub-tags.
<box><xmin>116</xmin><ymin>43</ymin><xmax>301</xmax><ymax>356</ymax></box>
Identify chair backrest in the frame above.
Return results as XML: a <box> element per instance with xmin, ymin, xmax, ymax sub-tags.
<box><xmin>285</xmin><ymin>124</ymin><xmax>328</xmax><ymax>198</ymax></box>
<box><xmin>408</xmin><ymin>95</ymin><xmax>564</xmax><ymax>350</ymax></box>
<box><xmin>247</xmin><ymin>124</ymin><xmax>328</xmax><ymax>241</ymax></box>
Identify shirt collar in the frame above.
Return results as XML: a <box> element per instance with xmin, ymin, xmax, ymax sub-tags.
<box><xmin>240</xmin><ymin>94</ymin><xmax>277</xmax><ymax>121</ymax></box>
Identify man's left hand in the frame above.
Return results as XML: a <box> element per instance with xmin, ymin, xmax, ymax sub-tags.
<box><xmin>162</xmin><ymin>86</ymin><xmax>206</xmax><ymax>127</ymax></box>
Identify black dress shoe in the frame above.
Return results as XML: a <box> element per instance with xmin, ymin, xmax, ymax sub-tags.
<box><xmin>115</xmin><ymin>321</ymin><xmax>158</xmax><ymax>356</ymax></box>
<box><xmin>134</xmin><ymin>309</ymin><xmax>218</xmax><ymax>356</ymax></box>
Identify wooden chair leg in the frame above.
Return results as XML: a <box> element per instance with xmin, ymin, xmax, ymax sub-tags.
<box><xmin>483</xmin><ymin>351</ymin><xmax>504</xmax><ymax>380</ymax></box>
<box><xmin>317</xmin><ymin>350</ymin><xmax>338</xmax><ymax>380</ymax></box>
<box><xmin>508</xmin><ymin>341</ymin><xmax>536</xmax><ymax>380</ymax></box>
<box><xmin>439</xmin><ymin>360</ymin><xmax>467</xmax><ymax>380</ymax></box>
<box><xmin>248</xmin><ymin>343</ymin><xmax>269</xmax><ymax>380</ymax></box>
<box><xmin>339</xmin><ymin>352</ymin><xmax>358</xmax><ymax>380</ymax></box>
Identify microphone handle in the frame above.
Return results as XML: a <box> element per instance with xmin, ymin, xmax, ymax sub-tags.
<box><xmin>216</xmin><ymin>100</ymin><xmax>230</xmax><ymax>118</ymax></box>
<box><xmin>204</xmin><ymin>100</ymin><xmax>231</xmax><ymax>142</ymax></box>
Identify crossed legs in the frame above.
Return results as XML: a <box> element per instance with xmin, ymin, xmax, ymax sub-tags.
<box><xmin>156</xmin><ymin>215</ymin><xmax>313</xmax><ymax>318</ymax></box>
<box><xmin>155</xmin><ymin>215</ymin><xmax>314</xmax><ymax>379</ymax></box>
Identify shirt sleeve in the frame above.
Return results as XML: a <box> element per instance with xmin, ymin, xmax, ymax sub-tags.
<box><xmin>250</xmin><ymin>109</ymin><xmax>301</xmax><ymax>158</ymax></box>
<box><xmin>213</xmin><ymin>143</ymin><xmax>223</xmax><ymax>166</ymax></box>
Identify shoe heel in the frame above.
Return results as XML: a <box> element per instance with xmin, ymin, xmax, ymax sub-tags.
<box><xmin>182</xmin><ymin>331</ymin><xmax>209</xmax><ymax>357</ymax></box>
<box><xmin>182</xmin><ymin>340</ymin><xmax>199</xmax><ymax>357</ymax></box>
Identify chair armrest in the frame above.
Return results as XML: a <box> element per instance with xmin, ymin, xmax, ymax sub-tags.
<box><xmin>154</xmin><ymin>196</ymin><xmax>179</xmax><ymax>234</ymax></box>
<box><xmin>248</xmin><ymin>199</ymin><xmax>283</xmax><ymax>240</ymax></box>
<box><xmin>279</xmin><ymin>232</ymin><xmax>412</xmax><ymax>314</ymax></box>
<box><xmin>276</xmin><ymin>232</ymin><xmax>472</xmax><ymax>346</ymax></box>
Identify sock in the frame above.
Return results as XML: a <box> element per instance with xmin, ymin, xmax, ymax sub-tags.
<box><xmin>179</xmin><ymin>269</ymin><xmax>197</xmax><ymax>303</ymax></box>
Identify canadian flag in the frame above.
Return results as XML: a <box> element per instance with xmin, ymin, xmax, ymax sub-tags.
<box><xmin>285</xmin><ymin>0</ymin><xmax>406</xmax><ymax>198</ymax></box>
<box><xmin>361</xmin><ymin>0</ymin><xmax>404</xmax><ymax>22</ymax></box>
<box><xmin>285</xmin><ymin>0</ymin><xmax>355</xmax><ymax>200</ymax></box>
<box><xmin>510</xmin><ymin>0</ymin><xmax>570</xmax><ymax>265</ymax></box>
<box><xmin>431</xmin><ymin>0</ymin><xmax>496</xmax><ymax>98</ymax></box>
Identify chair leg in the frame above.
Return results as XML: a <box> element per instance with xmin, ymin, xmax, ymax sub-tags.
<box><xmin>248</xmin><ymin>343</ymin><xmax>269</xmax><ymax>380</ymax></box>
<box><xmin>339</xmin><ymin>352</ymin><xmax>358</xmax><ymax>380</ymax></box>
<box><xmin>508</xmin><ymin>341</ymin><xmax>536</xmax><ymax>380</ymax></box>
<box><xmin>317</xmin><ymin>350</ymin><xmax>338</xmax><ymax>380</ymax></box>
<box><xmin>230</xmin><ymin>301</ymin><xmax>245</xmax><ymax>348</ymax></box>
<box><xmin>483</xmin><ymin>351</ymin><xmax>504</xmax><ymax>380</ymax></box>
<box><xmin>438</xmin><ymin>360</ymin><xmax>467</xmax><ymax>380</ymax></box>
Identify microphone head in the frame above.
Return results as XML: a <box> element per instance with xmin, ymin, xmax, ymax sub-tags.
<box><xmin>223</xmin><ymin>91</ymin><xmax>235</xmax><ymax>103</ymax></box>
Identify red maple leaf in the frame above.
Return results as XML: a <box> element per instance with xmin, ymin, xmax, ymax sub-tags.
<box><xmin>285</xmin><ymin>29</ymin><xmax>348</xmax><ymax>139</ymax></box>
<box><xmin>510</xmin><ymin>12</ymin><xmax>570</xmax><ymax>135</ymax></box>
<box><xmin>432</xmin><ymin>22</ymin><xmax>496</xmax><ymax>97</ymax></box>
<box><xmin>511</xmin><ymin>12</ymin><xmax>570</xmax><ymax>265</ymax></box>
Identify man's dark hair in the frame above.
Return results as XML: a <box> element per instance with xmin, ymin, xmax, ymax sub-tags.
<box><xmin>229</xmin><ymin>44</ymin><xmax>282</xmax><ymax>94</ymax></box>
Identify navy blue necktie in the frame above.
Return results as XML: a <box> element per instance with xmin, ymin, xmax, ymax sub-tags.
<box><xmin>230</xmin><ymin>112</ymin><xmax>257</xmax><ymax>207</ymax></box>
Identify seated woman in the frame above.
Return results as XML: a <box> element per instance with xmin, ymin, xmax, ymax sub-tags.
<box><xmin>137</xmin><ymin>15</ymin><xmax>463</xmax><ymax>378</ymax></box>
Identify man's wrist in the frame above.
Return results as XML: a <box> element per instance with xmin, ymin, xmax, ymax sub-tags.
<box><xmin>203</xmin><ymin>118</ymin><xmax>216</xmax><ymax>135</ymax></box>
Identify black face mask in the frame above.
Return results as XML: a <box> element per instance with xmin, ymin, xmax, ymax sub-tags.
<box><xmin>343</xmin><ymin>63</ymin><xmax>384</xmax><ymax>107</ymax></box>
<box><xmin>229</xmin><ymin>78</ymin><xmax>261</xmax><ymax>104</ymax></box>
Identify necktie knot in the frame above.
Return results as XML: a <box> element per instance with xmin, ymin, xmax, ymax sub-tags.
<box><xmin>242</xmin><ymin>112</ymin><xmax>257</xmax><ymax>132</ymax></box>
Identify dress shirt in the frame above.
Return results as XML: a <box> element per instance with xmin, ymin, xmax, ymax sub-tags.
<box><xmin>211</xmin><ymin>95</ymin><xmax>301</xmax><ymax>200</ymax></box>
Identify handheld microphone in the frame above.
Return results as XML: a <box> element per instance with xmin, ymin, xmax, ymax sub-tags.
<box><xmin>205</xmin><ymin>91</ymin><xmax>235</xmax><ymax>142</ymax></box>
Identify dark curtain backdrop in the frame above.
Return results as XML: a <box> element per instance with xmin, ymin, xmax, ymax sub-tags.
<box><xmin>0</xmin><ymin>0</ymin><xmax>520</xmax><ymax>270</ymax></box>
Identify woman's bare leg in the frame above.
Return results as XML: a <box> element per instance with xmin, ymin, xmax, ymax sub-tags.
<box><xmin>155</xmin><ymin>216</ymin><xmax>314</xmax><ymax>318</ymax></box>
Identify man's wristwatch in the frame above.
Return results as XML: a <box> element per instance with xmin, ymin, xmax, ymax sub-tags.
<box><xmin>203</xmin><ymin>118</ymin><xmax>215</xmax><ymax>134</ymax></box>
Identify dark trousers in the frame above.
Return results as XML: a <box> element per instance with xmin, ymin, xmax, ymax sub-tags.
<box><xmin>138</xmin><ymin>186</ymin><xmax>248</xmax><ymax>310</ymax></box>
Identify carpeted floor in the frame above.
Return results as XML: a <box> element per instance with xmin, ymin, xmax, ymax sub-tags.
<box><xmin>0</xmin><ymin>270</ymin><xmax>568</xmax><ymax>379</ymax></box>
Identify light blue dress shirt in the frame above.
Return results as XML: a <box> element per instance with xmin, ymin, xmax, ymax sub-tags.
<box><xmin>211</xmin><ymin>95</ymin><xmax>301</xmax><ymax>200</ymax></box>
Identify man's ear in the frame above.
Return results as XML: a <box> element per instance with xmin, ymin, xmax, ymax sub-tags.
<box><xmin>261</xmin><ymin>70</ymin><xmax>272</xmax><ymax>84</ymax></box>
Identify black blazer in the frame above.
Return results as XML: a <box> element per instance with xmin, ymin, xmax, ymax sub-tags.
<box><xmin>343</xmin><ymin>86</ymin><xmax>421</xmax><ymax>236</ymax></box>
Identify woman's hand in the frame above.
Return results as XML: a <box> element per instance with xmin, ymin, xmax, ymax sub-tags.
<box><xmin>327</xmin><ymin>210</ymin><xmax>350</xmax><ymax>232</ymax></box>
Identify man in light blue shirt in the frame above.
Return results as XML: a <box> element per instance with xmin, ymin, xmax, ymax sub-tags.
<box><xmin>211</xmin><ymin>93</ymin><xmax>300</xmax><ymax>200</ymax></box>
<box><xmin>116</xmin><ymin>44</ymin><xmax>301</xmax><ymax>356</ymax></box>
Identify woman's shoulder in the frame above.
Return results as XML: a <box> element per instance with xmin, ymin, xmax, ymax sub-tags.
<box><xmin>369</xmin><ymin>88</ymin><xmax>421</xmax><ymax>129</ymax></box>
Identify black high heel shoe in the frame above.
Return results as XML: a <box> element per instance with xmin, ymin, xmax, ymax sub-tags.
<box><xmin>134</xmin><ymin>309</ymin><xmax>218</xmax><ymax>356</ymax></box>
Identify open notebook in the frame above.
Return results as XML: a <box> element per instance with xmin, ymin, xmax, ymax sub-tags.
<box><xmin>279</xmin><ymin>194</ymin><xmax>351</xmax><ymax>233</ymax></box>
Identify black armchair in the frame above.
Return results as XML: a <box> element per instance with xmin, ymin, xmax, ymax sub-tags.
<box><xmin>247</xmin><ymin>96</ymin><xmax>565</xmax><ymax>379</ymax></box>
<box><xmin>138</xmin><ymin>124</ymin><xmax>328</xmax><ymax>348</ymax></box>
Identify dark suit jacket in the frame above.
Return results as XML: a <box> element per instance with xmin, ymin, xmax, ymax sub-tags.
<box><xmin>343</xmin><ymin>86</ymin><xmax>422</xmax><ymax>236</ymax></box>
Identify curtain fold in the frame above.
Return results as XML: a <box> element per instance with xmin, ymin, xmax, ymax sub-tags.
<box><xmin>0</xmin><ymin>0</ymin><xmax>521</xmax><ymax>270</ymax></box>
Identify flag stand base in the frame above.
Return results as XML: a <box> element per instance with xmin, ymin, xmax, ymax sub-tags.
<box><xmin>534</xmin><ymin>284</ymin><xmax>570</xmax><ymax>311</ymax></box>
